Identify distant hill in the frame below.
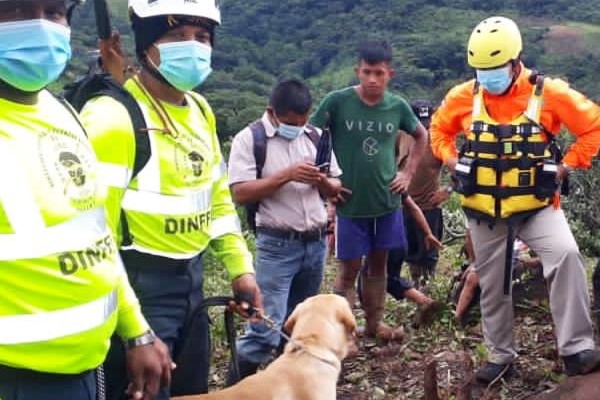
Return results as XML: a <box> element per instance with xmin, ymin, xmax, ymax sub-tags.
<box><xmin>67</xmin><ymin>0</ymin><xmax>600</xmax><ymax>137</ymax></box>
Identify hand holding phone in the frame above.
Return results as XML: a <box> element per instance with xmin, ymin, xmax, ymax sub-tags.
<box><xmin>316</xmin><ymin>162</ymin><xmax>330</xmax><ymax>172</ymax></box>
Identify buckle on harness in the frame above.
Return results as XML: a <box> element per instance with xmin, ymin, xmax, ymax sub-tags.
<box><xmin>496</xmin><ymin>124</ymin><xmax>514</xmax><ymax>139</ymax></box>
<box><xmin>471</xmin><ymin>121</ymin><xmax>486</xmax><ymax>133</ymax></box>
<box><xmin>502</xmin><ymin>142</ymin><xmax>515</xmax><ymax>155</ymax></box>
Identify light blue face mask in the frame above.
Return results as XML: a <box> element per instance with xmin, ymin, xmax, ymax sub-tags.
<box><xmin>0</xmin><ymin>19</ymin><xmax>71</xmax><ymax>92</ymax></box>
<box><xmin>476</xmin><ymin>65</ymin><xmax>513</xmax><ymax>95</ymax></box>
<box><xmin>155</xmin><ymin>41</ymin><xmax>212</xmax><ymax>91</ymax></box>
<box><xmin>277</xmin><ymin>123</ymin><xmax>305</xmax><ymax>140</ymax></box>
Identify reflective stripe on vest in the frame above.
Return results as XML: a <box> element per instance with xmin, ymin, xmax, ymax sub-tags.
<box><xmin>122</xmin><ymin>187</ymin><xmax>212</xmax><ymax>215</ymax></box>
<box><xmin>98</xmin><ymin>162</ymin><xmax>132</xmax><ymax>189</ymax></box>
<box><xmin>210</xmin><ymin>215</ymin><xmax>242</xmax><ymax>239</ymax></box>
<box><xmin>120</xmin><ymin>242</ymin><xmax>199</xmax><ymax>260</ymax></box>
<box><xmin>0</xmin><ymin>145</ymin><xmax>45</xmax><ymax>232</ymax></box>
<box><xmin>212</xmin><ymin>161</ymin><xmax>226</xmax><ymax>182</ymax></box>
<box><xmin>0</xmin><ymin>208</ymin><xmax>109</xmax><ymax>260</ymax></box>
<box><xmin>0</xmin><ymin>289</ymin><xmax>117</xmax><ymax>344</ymax></box>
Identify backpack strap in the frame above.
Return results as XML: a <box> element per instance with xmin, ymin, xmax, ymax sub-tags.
<box><xmin>71</xmin><ymin>79</ymin><xmax>150</xmax><ymax>247</ymax></box>
<box><xmin>250</xmin><ymin>120</ymin><xmax>268</xmax><ymax>179</ymax></box>
<box><xmin>304</xmin><ymin>125</ymin><xmax>321</xmax><ymax>148</ymax></box>
<box><xmin>95</xmin><ymin>89</ymin><xmax>151</xmax><ymax>181</ymax></box>
<box><xmin>243</xmin><ymin>120</ymin><xmax>267</xmax><ymax>233</ymax></box>
<box><xmin>102</xmin><ymin>90</ymin><xmax>150</xmax><ymax>247</ymax></box>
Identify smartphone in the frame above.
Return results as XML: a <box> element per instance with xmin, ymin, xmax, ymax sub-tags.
<box><xmin>316</xmin><ymin>162</ymin><xmax>330</xmax><ymax>172</ymax></box>
<box><xmin>94</xmin><ymin>0</ymin><xmax>112</xmax><ymax>40</ymax></box>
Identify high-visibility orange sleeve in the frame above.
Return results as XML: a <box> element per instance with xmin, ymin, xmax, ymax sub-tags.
<box><xmin>542</xmin><ymin>77</ymin><xmax>600</xmax><ymax>169</ymax></box>
<box><xmin>430</xmin><ymin>80</ymin><xmax>475</xmax><ymax>163</ymax></box>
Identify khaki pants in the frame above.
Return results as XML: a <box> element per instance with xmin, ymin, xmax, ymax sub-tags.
<box><xmin>469</xmin><ymin>206</ymin><xmax>594</xmax><ymax>364</ymax></box>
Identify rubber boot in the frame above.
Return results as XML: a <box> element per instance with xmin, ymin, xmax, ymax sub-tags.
<box><xmin>360</xmin><ymin>276</ymin><xmax>403</xmax><ymax>341</ymax></box>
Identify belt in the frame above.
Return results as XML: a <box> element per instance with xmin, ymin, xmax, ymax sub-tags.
<box><xmin>120</xmin><ymin>249</ymin><xmax>201</xmax><ymax>275</ymax></box>
<box><xmin>256</xmin><ymin>226</ymin><xmax>327</xmax><ymax>242</ymax></box>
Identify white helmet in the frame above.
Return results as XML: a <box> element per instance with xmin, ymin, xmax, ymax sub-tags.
<box><xmin>128</xmin><ymin>0</ymin><xmax>221</xmax><ymax>25</ymax></box>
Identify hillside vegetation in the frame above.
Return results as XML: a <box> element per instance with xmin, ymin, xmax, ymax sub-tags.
<box><xmin>65</xmin><ymin>1</ymin><xmax>600</xmax><ymax>255</ymax></box>
<box><xmin>68</xmin><ymin>0</ymin><xmax>600</xmax><ymax>136</ymax></box>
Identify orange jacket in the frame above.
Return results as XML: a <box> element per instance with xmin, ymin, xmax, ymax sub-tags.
<box><xmin>430</xmin><ymin>66</ymin><xmax>600</xmax><ymax>169</ymax></box>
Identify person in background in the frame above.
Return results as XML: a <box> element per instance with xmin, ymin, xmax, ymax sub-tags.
<box><xmin>311</xmin><ymin>39</ymin><xmax>427</xmax><ymax>341</ymax></box>
<box><xmin>227</xmin><ymin>78</ymin><xmax>342</xmax><ymax>382</ymax></box>
<box><xmin>400</xmin><ymin>100</ymin><xmax>451</xmax><ymax>288</ymax></box>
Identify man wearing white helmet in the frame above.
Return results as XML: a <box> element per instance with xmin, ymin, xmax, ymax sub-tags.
<box><xmin>0</xmin><ymin>1</ymin><xmax>171</xmax><ymax>400</ymax></box>
<box><xmin>79</xmin><ymin>0</ymin><xmax>262</xmax><ymax>399</ymax></box>
<box><xmin>431</xmin><ymin>16</ymin><xmax>600</xmax><ymax>384</ymax></box>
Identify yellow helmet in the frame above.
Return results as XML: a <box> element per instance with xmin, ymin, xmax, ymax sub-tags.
<box><xmin>467</xmin><ymin>16</ymin><xmax>522</xmax><ymax>69</ymax></box>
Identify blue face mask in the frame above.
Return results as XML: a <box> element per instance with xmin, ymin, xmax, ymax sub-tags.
<box><xmin>155</xmin><ymin>41</ymin><xmax>212</xmax><ymax>91</ymax></box>
<box><xmin>0</xmin><ymin>19</ymin><xmax>71</xmax><ymax>92</ymax></box>
<box><xmin>277</xmin><ymin>123</ymin><xmax>305</xmax><ymax>140</ymax></box>
<box><xmin>476</xmin><ymin>65</ymin><xmax>513</xmax><ymax>95</ymax></box>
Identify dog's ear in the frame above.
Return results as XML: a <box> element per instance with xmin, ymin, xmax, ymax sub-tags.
<box><xmin>337</xmin><ymin>304</ymin><xmax>357</xmax><ymax>335</ymax></box>
<box><xmin>284</xmin><ymin>304</ymin><xmax>302</xmax><ymax>334</ymax></box>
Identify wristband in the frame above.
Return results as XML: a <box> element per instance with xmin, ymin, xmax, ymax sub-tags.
<box><xmin>125</xmin><ymin>330</ymin><xmax>156</xmax><ymax>350</ymax></box>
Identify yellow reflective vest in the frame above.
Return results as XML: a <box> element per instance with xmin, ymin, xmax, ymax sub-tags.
<box><xmin>457</xmin><ymin>76</ymin><xmax>556</xmax><ymax>220</ymax></box>
<box><xmin>80</xmin><ymin>76</ymin><xmax>253</xmax><ymax>279</ymax></box>
<box><xmin>0</xmin><ymin>91</ymin><xmax>149</xmax><ymax>374</ymax></box>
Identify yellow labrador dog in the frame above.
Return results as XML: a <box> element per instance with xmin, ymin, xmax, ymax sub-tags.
<box><xmin>173</xmin><ymin>293</ymin><xmax>356</xmax><ymax>400</ymax></box>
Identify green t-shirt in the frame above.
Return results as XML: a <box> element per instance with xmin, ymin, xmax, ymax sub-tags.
<box><xmin>310</xmin><ymin>87</ymin><xmax>419</xmax><ymax>217</ymax></box>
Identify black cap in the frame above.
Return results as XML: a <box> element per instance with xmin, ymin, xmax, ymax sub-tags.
<box><xmin>410</xmin><ymin>99</ymin><xmax>435</xmax><ymax>129</ymax></box>
<box><xmin>130</xmin><ymin>13</ymin><xmax>215</xmax><ymax>59</ymax></box>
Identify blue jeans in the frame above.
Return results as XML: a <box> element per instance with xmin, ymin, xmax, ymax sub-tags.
<box><xmin>236</xmin><ymin>233</ymin><xmax>326</xmax><ymax>363</ymax></box>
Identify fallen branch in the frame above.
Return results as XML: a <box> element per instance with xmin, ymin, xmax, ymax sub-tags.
<box><xmin>456</xmin><ymin>352</ymin><xmax>473</xmax><ymax>400</ymax></box>
<box><xmin>424</xmin><ymin>359</ymin><xmax>440</xmax><ymax>400</ymax></box>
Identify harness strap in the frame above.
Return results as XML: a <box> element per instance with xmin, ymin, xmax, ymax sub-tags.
<box><xmin>475</xmin><ymin>185</ymin><xmax>537</xmax><ymax>199</ymax></box>
<box><xmin>471</xmin><ymin>121</ymin><xmax>541</xmax><ymax>138</ymax></box>
<box><xmin>476</xmin><ymin>158</ymin><xmax>539</xmax><ymax>172</ymax></box>
<box><xmin>504</xmin><ymin>224</ymin><xmax>516</xmax><ymax>296</ymax></box>
<box><xmin>464</xmin><ymin>140</ymin><xmax>548</xmax><ymax>157</ymax></box>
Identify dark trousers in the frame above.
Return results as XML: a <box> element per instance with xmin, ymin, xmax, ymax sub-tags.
<box><xmin>104</xmin><ymin>250</ymin><xmax>209</xmax><ymax>400</ymax></box>
<box><xmin>404</xmin><ymin>207</ymin><xmax>443</xmax><ymax>273</ymax></box>
<box><xmin>386</xmin><ymin>246</ymin><xmax>413</xmax><ymax>299</ymax></box>
<box><xmin>0</xmin><ymin>366</ymin><xmax>96</xmax><ymax>400</ymax></box>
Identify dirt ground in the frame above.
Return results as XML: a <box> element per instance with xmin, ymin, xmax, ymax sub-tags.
<box><xmin>205</xmin><ymin>257</ymin><xmax>595</xmax><ymax>399</ymax></box>
<box><xmin>208</xmin><ymin>298</ymin><xmax>563</xmax><ymax>400</ymax></box>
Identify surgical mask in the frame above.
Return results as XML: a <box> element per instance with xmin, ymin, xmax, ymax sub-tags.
<box><xmin>155</xmin><ymin>41</ymin><xmax>212</xmax><ymax>91</ymax></box>
<box><xmin>0</xmin><ymin>19</ymin><xmax>71</xmax><ymax>92</ymax></box>
<box><xmin>476</xmin><ymin>65</ymin><xmax>513</xmax><ymax>95</ymax></box>
<box><xmin>277</xmin><ymin>123</ymin><xmax>305</xmax><ymax>140</ymax></box>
